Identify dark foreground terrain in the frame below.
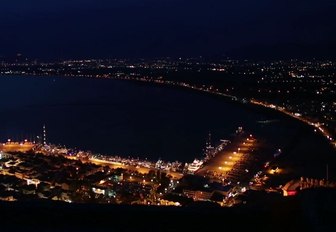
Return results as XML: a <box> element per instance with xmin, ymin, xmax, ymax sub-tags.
<box><xmin>1</xmin><ymin>188</ymin><xmax>336</xmax><ymax>232</ymax></box>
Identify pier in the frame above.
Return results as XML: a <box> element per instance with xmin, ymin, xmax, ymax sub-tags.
<box><xmin>196</xmin><ymin>133</ymin><xmax>257</xmax><ymax>183</ymax></box>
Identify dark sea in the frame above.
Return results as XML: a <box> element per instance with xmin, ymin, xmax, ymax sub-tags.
<box><xmin>0</xmin><ymin>76</ymin><xmax>335</xmax><ymax>178</ymax></box>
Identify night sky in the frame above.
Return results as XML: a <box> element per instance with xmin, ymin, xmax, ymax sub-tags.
<box><xmin>1</xmin><ymin>0</ymin><xmax>335</xmax><ymax>59</ymax></box>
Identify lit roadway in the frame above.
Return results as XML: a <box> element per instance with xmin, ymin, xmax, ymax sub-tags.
<box><xmin>0</xmin><ymin>141</ymin><xmax>35</xmax><ymax>153</ymax></box>
<box><xmin>0</xmin><ymin>141</ymin><xmax>184</xmax><ymax>180</ymax></box>
<box><xmin>196</xmin><ymin>135</ymin><xmax>256</xmax><ymax>180</ymax></box>
<box><xmin>251</xmin><ymin>99</ymin><xmax>335</xmax><ymax>149</ymax></box>
<box><xmin>72</xmin><ymin>157</ymin><xmax>183</xmax><ymax>180</ymax></box>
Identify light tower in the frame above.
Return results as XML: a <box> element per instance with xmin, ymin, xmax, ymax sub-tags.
<box><xmin>206</xmin><ymin>132</ymin><xmax>212</xmax><ymax>149</ymax></box>
<box><xmin>205</xmin><ymin>132</ymin><xmax>214</xmax><ymax>160</ymax></box>
<box><xmin>43</xmin><ymin>125</ymin><xmax>47</xmax><ymax>145</ymax></box>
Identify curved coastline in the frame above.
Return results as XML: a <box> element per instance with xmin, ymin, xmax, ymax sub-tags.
<box><xmin>1</xmin><ymin>74</ymin><xmax>336</xmax><ymax>180</ymax></box>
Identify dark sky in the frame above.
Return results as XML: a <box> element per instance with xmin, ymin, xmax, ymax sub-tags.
<box><xmin>0</xmin><ymin>0</ymin><xmax>335</xmax><ymax>59</ymax></box>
